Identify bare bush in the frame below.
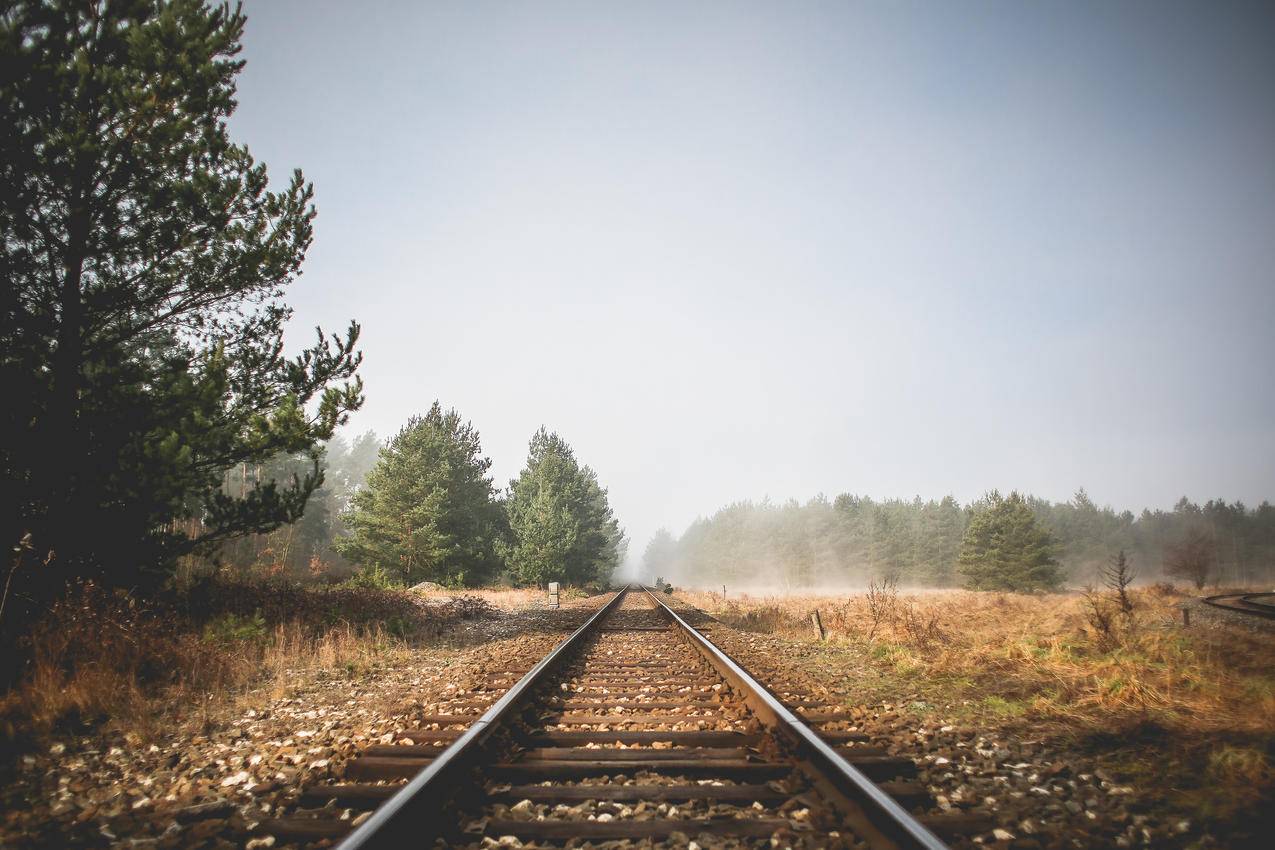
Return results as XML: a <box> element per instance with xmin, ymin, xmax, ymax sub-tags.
<box><xmin>865</xmin><ymin>575</ymin><xmax>898</xmax><ymax>641</ymax></box>
<box><xmin>1082</xmin><ymin>584</ymin><xmax>1117</xmax><ymax>649</ymax></box>
<box><xmin>898</xmin><ymin>599</ymin><xmax>946</xmax><ymax>650</ymax></box>
<box><xmin>1165</xmin><ymin>529</ymin><xmax>1215</xmax><ymax>590</ymax></box>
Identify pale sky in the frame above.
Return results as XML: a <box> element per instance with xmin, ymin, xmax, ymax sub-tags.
<box><xmin>231</xmin><ymin>1</ymin><xmax>1275</xmax><ymax>561</ymax></box>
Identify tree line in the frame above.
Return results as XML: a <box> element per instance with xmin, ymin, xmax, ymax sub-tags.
<box><xmin>643</xmin><ymin>488</ymin><xmax>1275</xmax><ymax>592</ymax></box>
<box><xmin>168</xmin><ymin>406</ymin><xmax>626</xmax><ymax>589</ymax></box>
<box><xmin>0</xmin><ymin>2</ymin><xmax>624</xmax><ymax>649</ymax></box>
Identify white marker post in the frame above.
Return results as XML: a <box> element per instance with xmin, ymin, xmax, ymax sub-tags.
<box><xmin>548</xmin><ymin>581</ymin><xmax>560</xmax><ymax>609</ymax></box>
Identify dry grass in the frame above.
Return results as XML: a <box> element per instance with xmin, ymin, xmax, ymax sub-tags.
<box><xmin>682</xmin><ymin>584</ymin><xmax>1275</xmax><ymax>822</ymax></box>
<box><xmin>0</xmin><ymin>579</ymin><xmax>491</xmax><ymax>752</ymax></box>
<box><xmin>409</xmin><ymin>585</ymin><xmax>546</xmax><ymax>611</ymax></box>
<box><xmin>679</xmin><ymin>585</ymin><xmax>1275</xmax><ymax>736</ymax></box>
<box><xmin>0</xmin><ymin>615</ymin><xmax>409</xmax><ymax>750</ymax></box>
<box><xmin>257</xmin><ymin>620</ymin><xmax>410</xmax><ymax>701</ymax></box>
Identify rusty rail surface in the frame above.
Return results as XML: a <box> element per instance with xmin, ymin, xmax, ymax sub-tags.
<box><xmin>1202</xmin><ymin>591</ymin><xmax>1275</xmax><ymax>620</ymax></box>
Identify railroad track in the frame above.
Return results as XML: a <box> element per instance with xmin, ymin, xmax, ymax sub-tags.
<box><xmin>1202</xmin><ymin>591</ymin><xmax>1275</xmax><ymax>620</ymax></box>
<box><xmin>254</xmin><ymin>587</ymin><xmax>981</xmax><ymax>848</ymax></box>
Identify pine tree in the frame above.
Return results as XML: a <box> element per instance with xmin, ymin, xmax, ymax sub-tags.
<box><xmin>958</xmin><ymin>491</ymin><xmax>1063</xmax><ymax>591</ymax></box>
<box><xmin>335</xmin><ymin>405</ymin><xmax>504</xmax><ymax>587</ymax></box>
<box><xmin>642</xmin><ymin>528</ymin><xmax>678</xmax><ymax>582</ymax></box>
<box><xmin>505</xmin><ymin>428</ymin><xmax>625</xmax><ymax>587</ymax></box>
<box><xmin>0</xmin><ymin>1</ymin><xmax>362</xmax><ymax>604</ymax></box>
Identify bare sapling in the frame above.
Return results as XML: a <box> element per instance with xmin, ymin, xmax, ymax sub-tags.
<box><xmin>1103</xmin><ymin>550</ymin><xmax>1136</xmax><ymax>618</ymax></box>
<box><xmin>1083</xmin><ymin>549</ymin><xmax>1138</xmax><ymax>648</ymax></box>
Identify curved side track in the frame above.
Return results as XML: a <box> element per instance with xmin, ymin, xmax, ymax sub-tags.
<box><xmin>1202</xmin><ymin>592</ymin><xmax>1275</xmax><ymax>620</ymax></box>
<box><xmin>256</xmin><ymin>586</ymin><xmax>966</xmax><ymax>849</ymax></box>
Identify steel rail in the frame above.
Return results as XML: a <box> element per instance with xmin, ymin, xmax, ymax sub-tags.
<box><xmin>1202</xmin><ymin>592</ymin><xmax>1275</xmax><ymax>620</ymax></box>
<box><xmin>334</xmin><ymin>587</ymin><xmax>629</xmax><ymax>850</ymax></box>
<box><xmin>1241</xmin><ymin>592</ymin><xmax>1275</xmax><ymax>611</ymax></box>
<box><xmin>642</xmin><ymin>586</ymin><xmax>950</xmax><ymax>850</ymax></box>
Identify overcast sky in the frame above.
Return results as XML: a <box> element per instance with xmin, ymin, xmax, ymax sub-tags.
<box><xmin>231</xmin><ymin>1</ymin><xmax>1275</xmax><ymax>563</ymax></box>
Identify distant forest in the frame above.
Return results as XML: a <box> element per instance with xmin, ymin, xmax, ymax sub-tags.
<box><xmin>211</xmin><ymin>431</ymin><xmax>382</xmax><ymax>581</ymax></box>
<box><xmin>643</xmin><ymin>490</ymin><xmax>1275</xmax><ymax>590</ymax></box>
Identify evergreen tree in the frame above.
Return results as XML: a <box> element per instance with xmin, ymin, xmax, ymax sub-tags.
<box><xmin>505</xmin><ymin>428</ymin><xmax>625</xmax><ymax>587</ymax></box>
<box><xmin>217</xmin><ymin>430</ymin><xmax>381</xmax><ymax>579</ymax></box>
<box><xmin>335</xmin><ymin>405</ymin><xmax>504</xmax><ymax>587</ymax></box>
<box><xmin>958</xmin><ymin>491</ymin><xmax>1063</xmax><ymax>591</ymax></box>
<box><xmin>642</xmin><ymin>528</ymin><xmax>677</xmax><ymax>581</ymax></box>
<box><xmin>644</xmin><ymin>488</ymin><xmax>1275</xmax><ymax>590</ymax></box>
<box><xmin>918</xmin><ymin>496</ymin><xmax>966</xmax><ymax>585</ymax></box>
<box><xmin>0</xmin><ymin>1</ymin><xmax>362</xmax><ymax>605</ymax></box>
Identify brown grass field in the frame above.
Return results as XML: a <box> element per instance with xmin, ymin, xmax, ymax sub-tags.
<box><xmin>675</xmin><ymin>583</ymin><xmax>1275</xmax><ymax>827</ymax></box>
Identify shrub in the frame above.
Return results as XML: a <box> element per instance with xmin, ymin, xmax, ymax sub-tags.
<box><xmin>203</xmin><ymin>611</ymin><xmax>268</xmax><ymax>644</ymax></box>
<box><xmin>341</xmin><ymin>565</ymin><xmax>403</xmax><ymax>591</ymax></box>
<box><xmin>0</xmin><ymin>574</ymin><xmax>498</xmax><ymax>750</ymax></box>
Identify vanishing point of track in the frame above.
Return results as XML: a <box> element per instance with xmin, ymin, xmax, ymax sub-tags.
<box><xmin>256</xmin><ymin>587</ymin><xmax>970</xmax><ymax>849</ymax></box>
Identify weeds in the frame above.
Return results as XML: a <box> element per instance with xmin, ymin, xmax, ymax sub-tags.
<box><xmin>865</xmin><ymin>576</ymin><xmax>897</xmax><ymax>641</ymax></box>
<box><xmin>1082</xmin><ymin>551</ymin><xmax>1138</xmax><ymax>650</ymax></box>
<box><xmin>677</xmin><ymin>583</ymin><xmax>1275</xmax><ymax>737</ymax></box>
<box><xmin>0</xmin><ymin>576</ymin><xmax>498</xmax><ymax>752</ymax></box>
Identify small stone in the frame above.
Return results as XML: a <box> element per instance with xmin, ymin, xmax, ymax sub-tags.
<box><xmin>245</xmin><ymin>838</ymin><xmax>275</xmax><ymax>850</ymax></box>
<box><xmin>992</xmin><ymin>829</ymin><xmax>1015</xmax><ymax>841</ymax></box>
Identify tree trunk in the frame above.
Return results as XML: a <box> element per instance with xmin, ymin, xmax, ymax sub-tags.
<box><xmin>42</xmin><ymin>204</ymin><xmax>91</xmax><ymax>565</ymax></box>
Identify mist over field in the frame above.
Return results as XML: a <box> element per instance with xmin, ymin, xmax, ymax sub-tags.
<box><xmin>634</xmin><ymin>490</ymin><xmax>1275</xmax><ymax>593</ymax></box>
<box><xmin>3</xmin><ymin>3</ymin><xmax>1275</xmax><ymax>849</ymax></box>
<box><xmin>228</xmin><ymin>0</ymin><xmax>1275</xmax><ymax>563</ymax></box>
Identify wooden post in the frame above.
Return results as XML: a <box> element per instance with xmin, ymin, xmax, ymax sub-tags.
<box><xmin>548</xmin><ymin>581</ymin><xmax>560</xmax><ymax>610</ymax></box>
<box><xmin>1182</xmin><ymin>606</ymin><xmax>1190</xmax><ymax>627</ymax></box>
<box><xmin>722</xmin><ymin>585</ymin><xmax>726</xmax><ymax>600</ymax></box>
<box><xmin>811</xmin><ymin>609</ymin><xmax>825</xmax><ymax>641</ymax></box>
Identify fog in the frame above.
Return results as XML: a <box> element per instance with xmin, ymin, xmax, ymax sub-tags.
<box><xmin>230</xmin><ymin>1</ymin><xmax>1275</xmax><ymax>566</ymax></box>
<box><xmin>629</xmin><ymin>492</ymin><xmax>1275</xmax><ymax>591</ymax></box>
